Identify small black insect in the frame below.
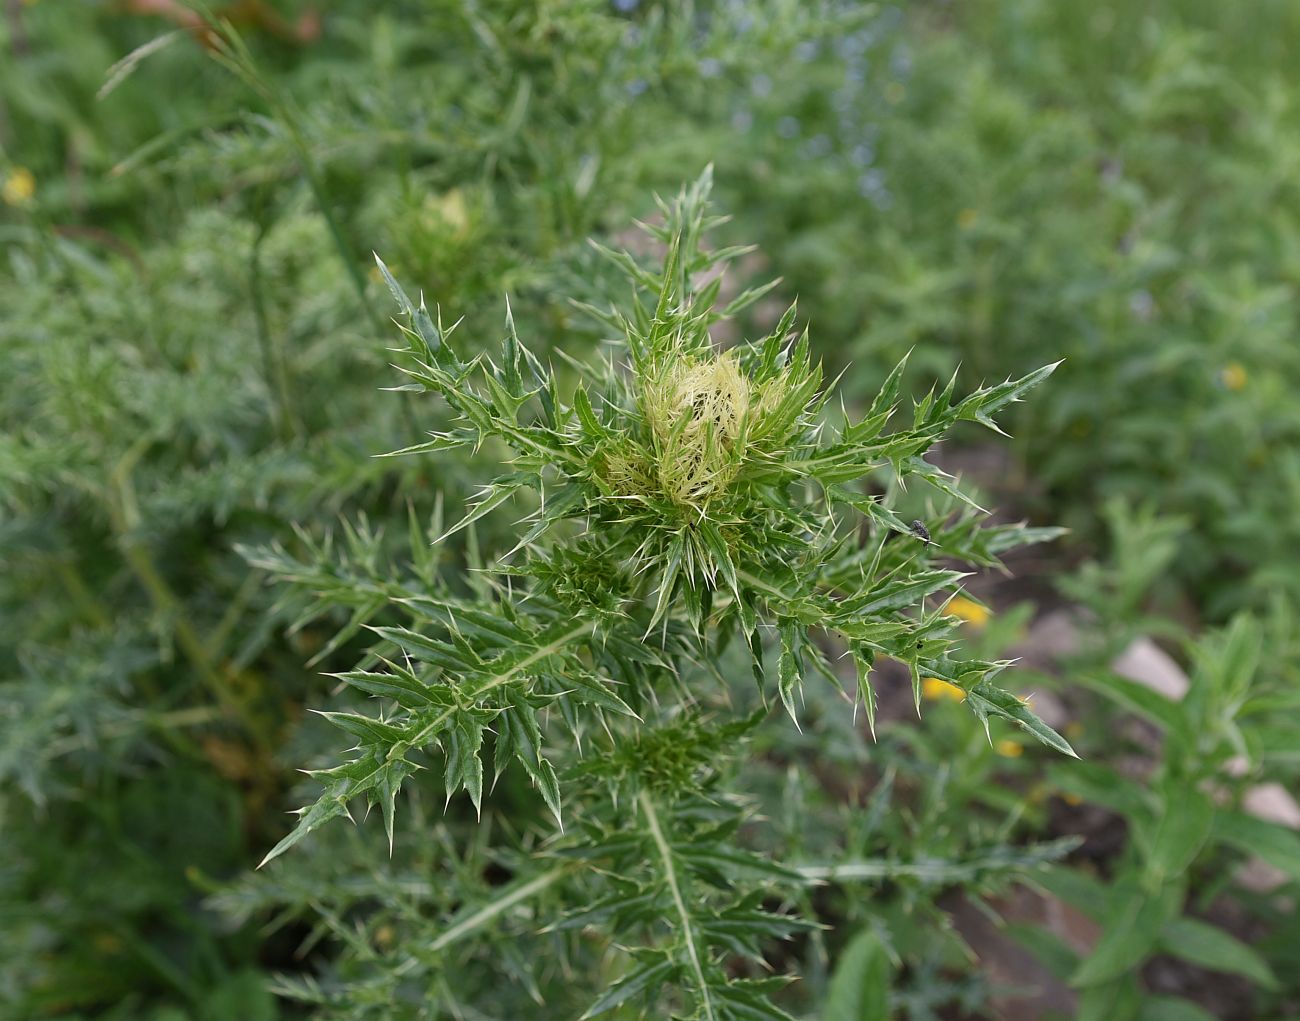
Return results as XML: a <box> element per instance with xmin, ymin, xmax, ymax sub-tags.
<box><xmin>910</xmin><ymin>520</ymin><xmax>934</xmax><ymax>544</ymax></box>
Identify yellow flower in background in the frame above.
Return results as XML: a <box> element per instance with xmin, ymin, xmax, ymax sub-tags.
<box><xmin>1220</xmin><ymin>363</ymin><xmax>1247</xmax><ymax>391</ymax></box>
<box><xmin>921</xmin><ymin>677</ymin><xmax>965</xmax><ymax>702</ymax></box>
<box><xmin>3</xmin><ymin>167</ymin><xmax>36</xmax><ymax>207</ymax></box>
<box><xmin>957</xmin><ymin>208</ymin><xmax>979</xmax><ymax>230</ymax></box>
<box><xmin>1062</xmin><ymin>792</ymin><xmax>1083</xmax><ymax>806</ymax></box>
<box><xmin>946</xmin><ymin>595</ymin><xmax>990</xmax><ymax>627</ymax></box>
<box><xmin>995</xmin><ymin>739</ymin><xmax>1023</xmax><ymax>758</ymax></box>
<box><xmin>92</xmin><ymin>931</ymin><xmax>122</xmax><ymax>954</ymax></box>
<box><xmin>426</xmin><ymin>189</ymin><xmax>470</xmax><ymax>239</ymax></box>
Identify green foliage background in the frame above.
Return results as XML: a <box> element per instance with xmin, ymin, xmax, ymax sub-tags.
<box><xmin>2</xmin><ymin>1</ymin><xmax>1298</xmax><ymax>1019</ymax></box>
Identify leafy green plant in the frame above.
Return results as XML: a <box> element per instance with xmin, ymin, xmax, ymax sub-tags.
<box><xmin>9</xmin><ymin>3</ymin><xmax>1297</xmax><ymax>1018</ymax></box>
<box><xmin>3</xmin><ymin>5</ymin><xmax>862</xmax><ymax>1013</ymax></box>
<box><xmin>1028</xmin><ymin>613</ymin><xmax>1300</xmax><ymax>1021</ymax></box>
<box><xmin>992</xmin><ymin>506</ymin><xmax>1300</xmax><ymax>1020</ymax></box>
<box><xmin>250</xmin><ymin>171</ymin><xmax>1070</xmax><ymax>1017</ymax></box>
<box><xmin>715</xmin><ymin>0</ymin><xmax>1300</xmax><ymax>618</ymax></box>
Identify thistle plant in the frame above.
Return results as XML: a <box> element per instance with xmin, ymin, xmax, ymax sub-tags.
<box><xmin>256</xmin><ymin>170</ymin><xmax>1071</xmax><ymax>1018</ymax></box>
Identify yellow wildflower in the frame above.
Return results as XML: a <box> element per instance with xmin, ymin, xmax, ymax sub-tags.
<box><xmin>426</xmin><ymin>189</ymin><xmax>471</xmax><ymax>239</ymax></box>
<box><xmin>957</xmin><ymin>208</ymin><xmax>979</xmax><ymax>230</ymax></box>
<box><xmin>92</xmin><ymin>931</ymin><xmax>123</xmax><ymax>953</ymax></box>
<box><xmin>946</xmin><ymin>595</ymin><xmax>990</xmax><ymax>627</ymax></box>
<box><xmin>1220</xmin><ymin>363</ymin><xmax>1247</xmax><ymax>391</ymax></box>
<box><xmin>2</xmin><ymin>166</ymin><xmax>36</xmax><ymax>207</ymax></box>
<box><xmin>995</xmin><ymin>739</ymin><xmax>1023</xmax><ymax>758</ymax></box>
<box><xmin>1062</xmin><ymin>792</ymin><xmax>1083</xmax><ymax>806</ymax></box>
<box><xmin>921</xmin><ymin>677</ymin><xmax>965</xmax><ymax>702</ymax></box>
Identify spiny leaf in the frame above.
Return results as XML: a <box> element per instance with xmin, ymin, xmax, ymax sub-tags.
<box><xmin>844</xmin><ymin>570</ymin><xmax>970</xmax><ymax>616</ymax></box>
<box><xmin>955</xmin><ymin>360</ymin><xmax>1064</xmax><ymax>434</ymax></box>
<box><xmin>331</xmin><ymin>664</ymin><xmax>440</xmax><ymax>709</ymax></box>
<box><xmin>852</xmin><ymin>646</ymin><xmax>878</xmax><ymax>739</ymax></box>
<box><xmin>966</xmin><ymin>680</ymin><xmax>1079</xmax><ymax>758</ymax></box>
<box><xmin>259</xmin><ymin>752</ymin><xmax>400</xmax><ymax>868</ymax></box>
<box><xmin>582</xmin><ymin>958</ymin><xmax>679</xmax><ymax>1019</ymax></box>
<box><xmin>313</xmin><ymin>710</ymin><xmax>409</xmax><ymax>746</ymax></box>
<box><xmin>502</xmin><ymin>705</ymin><xmax>563</xmax><ymax>829</ymax></box>
<box><xmin>432</xmin><ymin>477</ymin><xmax>527</xmax><ymax>546</ymax></box>
<box><xmin>778</xmin><ymin>625</ymin><xmax>802</xmax><ymax>727</ymax></box>
<box><xmin>375</xmin><ymin>433</ymin><xmax>472</xmax><ymax>458</ymax></box>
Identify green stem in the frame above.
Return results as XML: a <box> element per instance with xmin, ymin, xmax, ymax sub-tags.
<box><xmin>111</xmin><ymin>921</ymin><xmax>200</xmax><ymax>1002</ymax></box>
<box><xmin>250</xmin><ymin>214</ymin><xmax>302</xmax><ymax>440</ymax></box>
<box><xmin>415</xmin><ymin>863</ymin><xmax>575</xmax><ymax>962</ymax></box>
<box><xmin>211</xmin><ymin>25</ymin><xmax>378</xmax><ymax>331</ymax></box>
<box><xmin>206</xmin><ymin>569</ymin><xmax>262</xmax><ymax>663</ymax></box>
<box><xmin>107</xmin><ymin>442</ymin><xmax>271</xmax><ymax>752</ymax></box>
<box><xmin>207</xmin><ymin>23</ymin><xmax>423</xmax><ymax>436</ymax></box>
<box><xmin>639</xmin><ymin>790</ymin><xmax>715</xmax><ymax>1021</ymax></box>
<box><xmin>52</xmin><ymin>705</ymin><xmax>225</xmax><ymax>752</ymax></box>
<box><xmin>34</xmin><ymin>217</ymin><xmax>96</xmax><ymax>324</ymax></box>
<box><xmin>54</xmin><ymin>558</ymin><xmax>112</xmax><ymax>630</ymax></box>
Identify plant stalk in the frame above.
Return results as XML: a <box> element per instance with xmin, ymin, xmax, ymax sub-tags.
<box><xmin>638</xmin><ymin>789</ymin><xmax>715</xmax><ymax>1021</ymax></box>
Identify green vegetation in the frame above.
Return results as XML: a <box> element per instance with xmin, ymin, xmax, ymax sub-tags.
<box><xmin>2</xmin><ymin>2</ymin><xmax>1297</xmax><ymax>1019</ymax></box>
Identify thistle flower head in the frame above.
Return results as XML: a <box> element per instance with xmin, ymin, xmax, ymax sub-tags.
<box><xmin>642</xmin><ymin>352</ymin><xmax>750</xmax><ymax>509</ymax></box>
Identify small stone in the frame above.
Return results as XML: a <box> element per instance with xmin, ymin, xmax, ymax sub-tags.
<box><xmin>1235</xmin><ymin>856</ymin><xmax>1291</xmax><ymax>895</ymax></box>
<box><xmin>1243</xmin><ymin>782</ymin><xmax>1300</xmax><ymax>829</ymax></box>
<box><xmin>1110</xmin><ymin>637</ymin><xmax>1189</xmax><ymax>700</ymax></box>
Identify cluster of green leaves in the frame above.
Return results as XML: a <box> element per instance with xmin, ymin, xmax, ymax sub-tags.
<box><xmin>714</xmin><ymin>0</ymin><xmax>1300</xmax><ymax>617</ymax></box>
<box><xmin>1051</xmin><ymin>624</ymin><xmax>1296</xmax><ymax>1019</ymax></box>
<box><xmin>8</xmin><ymin>1</ymin><xmax>1299</xmax><ymax>1018</ymax></box>
<box><xmin>996</xmin><ymin>504</ymin><xmax>1300</xmax><ymax>1020</ymax></box>
<box><xmin>0</xmin><ymin>194</ymin><xmax>393</xmax><ymax>1015</ymax></box>
<box><xmin>3</xmin><ymin>2</ymin><xmax>880</xmax><ymax>1015</ymax></box>
<box><xmin>697</xmin><ymin>17</ymin><xmax>1300</xmax><ymax>1007</ymax></box>
<box><xmin>248</xmin><ymin>170</ymin><xmax>1070</xmax><ymax>1017</ymax></box>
